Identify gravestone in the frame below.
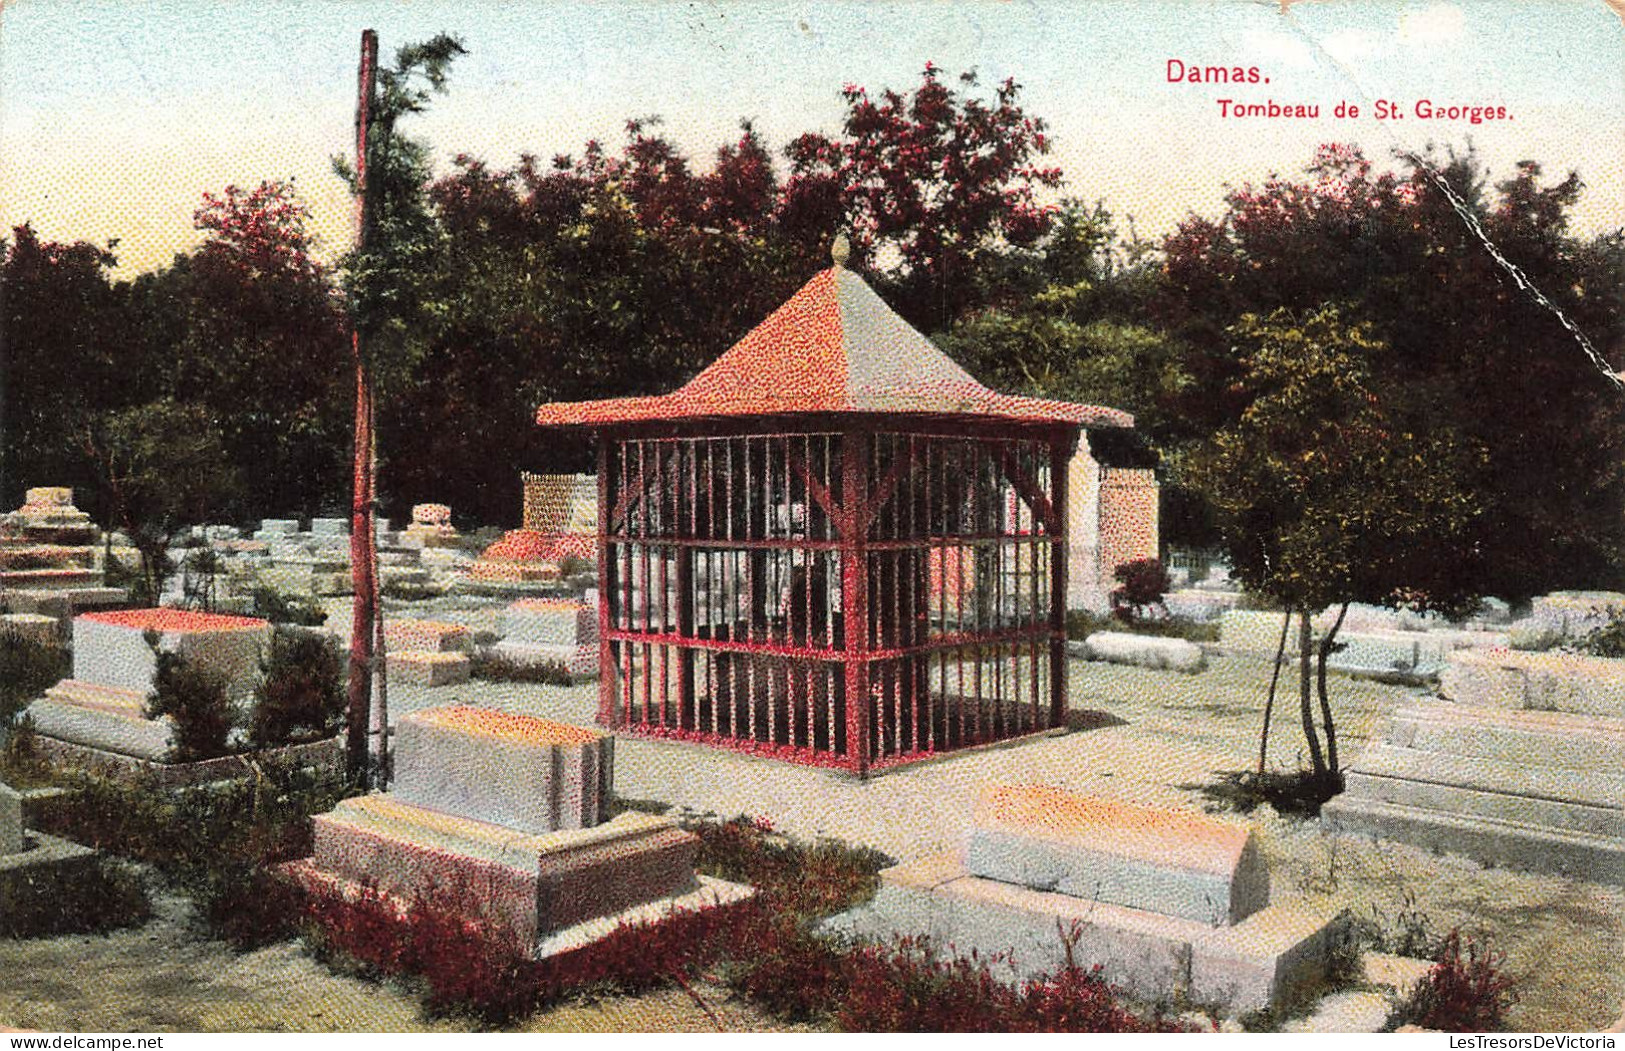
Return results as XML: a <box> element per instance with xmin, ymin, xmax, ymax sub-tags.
<box><xmin>401</xmin><ymin>503</ymin><xmax>460</xmax><ymax>549</ymax></box>
<box><xmin>832</xmin><ymin>785</ymin><xmax>1341</xmax><ymax>1013</ymax></box>
<box><xmin>491</xmin><ymin>598</ymin><xmax>598</xmax><ymax>676</ymax></box>
<box><xmin>1325</xmin><ymin>647</ymin><xmax>1625</xmax><ymax>883</ymax></box>
<box><xmin>1076</xmin><ymin>631</ymin><xmax>1205</xmax><ymax>674</ymax></box>
<box><xmin>0</xmin><ymin>781</ymin><xmax>22</xmax><ymax>855</ymax></box>
<box><xmin>24</xmin><ymin>608</ymin><xmax>273</xmax><ymax>761</ymax></box>
<box><xmin>285</xmin><ymin>704</ymin><xmax>752</xmax><ymax>956</ymax></box>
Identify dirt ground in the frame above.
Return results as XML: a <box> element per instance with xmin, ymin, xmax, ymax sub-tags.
<box><xmin>1</xmin><ymin>654</ymin><xmax>1619</xmax><ymax>1032</ymax></box>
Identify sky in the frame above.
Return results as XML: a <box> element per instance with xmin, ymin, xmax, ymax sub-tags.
<box><xmin>2</xmin><ymin>0</ymin><xmax>1621</xmax><ymax>275</ymax></box>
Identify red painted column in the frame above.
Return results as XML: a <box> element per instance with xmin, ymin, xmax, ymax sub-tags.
<box><xmin>1049</xmin><ymin>430</ymin><xmax>1076</xmax><ymax>729</ymax></box>
<box><xmin>596</xmin><ymin>439</ymin><xmax>618</xmax><ymax>727</ymax></box>
<box><xmin>841</xmin><ymin>429</ymin><xmax>871</xmax><ymax>776</ymax></box>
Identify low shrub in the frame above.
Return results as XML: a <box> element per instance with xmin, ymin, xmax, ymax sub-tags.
<box><xmin>834</xmin><ymin>933</ymin><xmax>1181</xmax><ymax>1032</ymax></box>
<box><xmin>144</xmin><ymin>632</ymin><xmax>235</xmax><ymax>762</ymax></box>
<box><xmin>468</xmin><ymin>650</ymin><xmax>574</xmax><ymax>686</ymax></box>
<box><xmin>249</xmin><ymin>627</ymin><xmax>346</xmax><ymax>748</ymax></box>
<box><xmin>248</xmin><ymin>586</ymin><xmax>328</xmax><ymax>627</ymax></box>
<box><xmin>381</xmin><ymin>580</ymin><xmax>442</xmax><ymax>602</ymax></box>
<box><xmin>1389</xmin><ymin>930</ymin><xmax>1516</xmax><ymax>1032</ymax></box>
<box><xmin>39</xmin><ymin>759</ymin><xmax>354</xmax><ymax>947</ymax></box>
<box><xmin>1569</xmin><ymin>605</ymin><xmax>1625</xmax><ymax>659</ymax></box>
<box><xmin>0</xmin><ymin>716</ymin><xmax>55</xmax><ymax>787</ymax></box>
<box><xmin>0</xmin><ymin>630</ymin><xmax>69</xmax><ymax>727</ymax></box>
<box><xmin>1193</xmin><ymin>769</ymin><xmax>1344</xmax><ymax>819</ymax></box>
<box><xmin>0</xmin><ymin>855</ymin><xmax>152</xmax><ymax>939</ymax></box>
<box><xmin>1110</xmin><ymin>557</ymin><xmax>1171</xmax><ymax>622</ymax></box>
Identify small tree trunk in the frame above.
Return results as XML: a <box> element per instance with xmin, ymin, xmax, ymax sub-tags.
<box><xmin>1257</xmin><ymin>610</ymin><xmax>1292</xmax><ymax>775</ymax></box>
<box><xmin>368</xmin><ymin>401</ymin><xmax>389</xmax><ymax>788</ymax></box>
<box><xmin>1316</xmin><ymin>601</ymin><xmax>1350</xmax><ymax>778</ymax></box>
<box><xmin>346</xmin><ymin>347</ymin><xmax>376</xmax><ymax>783</ymax></box>
<box><xmin>1299</xmin><ymin>610</ymin><xmax>1326</xmax><ymax>778</ymax></box>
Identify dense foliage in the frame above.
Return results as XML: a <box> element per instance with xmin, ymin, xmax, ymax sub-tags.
<box><xmin>2</xmin><ymin>51</ymin><xmax>1619</xmax><ymax>600</ymax></box>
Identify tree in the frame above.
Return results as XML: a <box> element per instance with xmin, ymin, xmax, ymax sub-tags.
<box><xmin>332</xmin><ymin>30</ymin><xmax>465</xmax><ymax>784</ymax></box>
<box><xmin>0</xmin><ymin>226</ymin><xmax>130</xmax><ymax>512</ymax></box>
<box><xmin>1159</xmin><ymin>143</ymin><xmax>1625</xmax><ymax>595</ymax></box>
<box><xmin>78</xmin><ymin>399</ymin><xmax>244</xmax><ymax>605</ymax></box>
<box><xmin>1188</xmin><ymin>306</ymin><xmax>1483</xmax><ymax>788</ymax></box>
<box><xmin>174</xmin><ymin>179</ymin><xmax>350</xmax><ymax>517</ymax></box>
<box><xmin>782</xmin><ymin>64</ymin><xmax>1063</xmax><ymax>333</ymax></box>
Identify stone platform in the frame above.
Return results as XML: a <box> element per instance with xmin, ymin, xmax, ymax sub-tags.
<box><xmin>71</xmin><ymin>608</ymin><xmax>271</xmax><ymax>702</ymax></box>
<box><xmin>830</xmin><ymin>785</ymin><xmax>1341</xmax><ymax>1013</ymax></box>
<box><xmin>1324</xmin><ymin>692</ymin><xmax>1625</xmax><ymax>885</ymax></box>
<box><xmin>0</xmin><ymin>780</ymin><xmax>97</xmax><ymax>904</ymax></box>
<box><xmin>490</xmin><ymin>598</ymin><xmax>598</xmax><ymax>676</ymax></box>
<box><xmin>286</xmin><ymin>705</ymin><xmax>751</xmax><ymax>955</ymax></box>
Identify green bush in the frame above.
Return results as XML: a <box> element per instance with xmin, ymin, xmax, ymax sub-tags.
<box><xmin>248</xmin><ymin>586</ymin><xmax>328</xmax><ymax>626</ymax></box>
<box><xmin>249</xmin><ymin>628</ymin><xmax>346</xmax><ymax>748</ymax></box>
<box><xmin>0</xmin><ymin>629</ymin><xmax>68</xmax><ymax>727</ymax></box>
<box><xmin>38</xmin><ymin>759</ymin><xmax>354</xmax><ymax>947</ymax></box>
<box><xmin>0</xmin><ymin>855</ymin><xmax>152</xmax><ymax>939</ymax></box>
<box><xmin>468</xmin><ymin>650</ymin><xmax>574</xmax><ymax>686</ymax></box>
<box><xmin>1570</xmin><ymin>606</ymin><xmax>1625</xmax><ymax>659</ymax></box>
<box><xmin>144</xmin><ymin>632</ymin><xmax>235</xmax><ymax>762</ymax></box>
<box><xmin>1066</xmin><ymin>609</ymin><xmax>1218</xmax><ymax>644</ymax></box>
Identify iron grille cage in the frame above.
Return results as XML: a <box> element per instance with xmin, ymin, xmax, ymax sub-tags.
<box><xmin>597</xmin><ymin>424</ymin><xmax>1073</xmax><ymax>774</ymax></box>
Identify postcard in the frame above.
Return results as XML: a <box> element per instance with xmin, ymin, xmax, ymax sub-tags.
<box><xmin>1</xmin><ymin>0</ymin><xmax>1621</xmax><ymax>1038</ymax></box>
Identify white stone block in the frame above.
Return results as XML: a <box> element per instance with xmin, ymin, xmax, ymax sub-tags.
<box><xmin>258</xmin><ymin>519</ymin><xmax>300</xmax><ymax>535</ymax></box>
<box><xmin>1082</xmin><ymin>631</ymin><xmax>1206</xmax><ymax>674</ymax></box>
<box><xmin>72</xmin><ymin>608</ymin><xmax>271</xmax><ymax>701</ymax></box>
<box><xmin>310</xmin><ymin>518</ymin><xmax>348</xmax><ymax>536</ymax></box>
<box><xmin>384</xmin><ymin>618</ymin><xmax>471</xmax><ymax>652</ymax></box>
<box><xmin>0</xmin><ymin>782</ymin><xmax>22</xmax><ymax>855</ymax></box>
<box><xmin>388</xmin><ymin>650</ymin><xmax>470</xmax><ymax>687</ymax></box>
<box><xmin>1441</xmin><ymin>648</ymin><xmax>1625</xmax><ymax>719</ymax></box>
<box><xmin>391</xmin><ymin>705</ymin><xmax>612</xmax><ymax>832</ymax></box>
<box><xmin>501</xmin><ymin>599</ymin><xmax>596</xmax><ymax>648</ymax></box>
<box><xmin>966</xmin><ymin>785</ymin><xmax>1269</xmax><ymax>927</ymax></box>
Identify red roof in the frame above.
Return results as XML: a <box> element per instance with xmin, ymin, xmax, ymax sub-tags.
<box><xmin>80</xmin><ymin>608</ymin><xmax>269</xmax><ymax>633</ymax></box>
<box><xmin>535</xmin><ymin>267</ymin><xmax>1133</xmax><ymax>429</ymax></box>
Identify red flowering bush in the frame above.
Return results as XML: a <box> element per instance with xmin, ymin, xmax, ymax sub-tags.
<box><xmin>1392</xmin><ymin>930</ymin><xmax>1517</xmax><ymax>1032</ymax></box>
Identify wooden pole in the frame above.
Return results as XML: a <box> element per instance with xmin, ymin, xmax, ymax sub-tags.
<box><xmin>1048</xmin><ymin>430</ymin><xmax>1075</xmax><ymax>729</ymax></box>
<box><xmin>841</xmin><ymin>428</ymin><xmax>871</xmax><ymax>776</ymax></box>
<box><xmin>345</xmin><ymin>28</ymin><xmax>379</xmax><ymax>784</ymax></box>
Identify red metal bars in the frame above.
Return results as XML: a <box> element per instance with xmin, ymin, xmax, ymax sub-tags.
<box><xmin>597</xmin><ymin>428</ymin><xmax>1070</xmax><ymax>772</ymax></box>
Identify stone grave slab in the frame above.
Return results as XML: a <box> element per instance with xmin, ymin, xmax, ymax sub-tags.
<box><xmin>491</xmin><ymin>599</ymin><xmax>598</xmax><ymax>675</ymax></box>
<box><xmin>1077</xmin><ymin>631</ymin><xmax>1206</xmax><ymax>674</ymax></box>
<box><xmin>384</xmin><ymin>618</ymin><xmax>471</xmax><ymax>652</ymax></box>
<box><xmin>391</xmin><ymin>706</ymin><xmax>612</xmax><ymax>832</ymax></box>
<box><xmin>1</xmin><ymin>781</ymin><xmax>22</xmax><ymax>855</ymax></box>
<box><xmin>1440</xmin><ymin>648</ymin><xmax>1625</xmax><ymax>719</ymax></box>
<box><xmin>285</xmin><ymin>702</ymin><xmax>751</xmax><ymax>956</ymax></box>
<box><xmin>967</xmin><ymin>785</ymin><xmax>1268</xmax><ymax>926</ymax></box>
<box><xmin>388</xmin><ymin>650</ymin><xmax>470</xmax><ymax>687</ymax></box>
<box><xmin>830</xmin><ymin>785</ymin><xmax>1340</xmax><ymax>1013</ymax></box>
<box><xmin>72</xmin><ymin>608</ymin><xmax>271</xmax><ymax>701</ymax></box>
<box><xmin>24</xmin><ymin>680</ymin><xmax>171</xmax><ymax>760</ymax></box>
<box><xmin>1325</xmin><ymin>673</ymin><xmax>1625</xmax><ymax>884</ymax></box>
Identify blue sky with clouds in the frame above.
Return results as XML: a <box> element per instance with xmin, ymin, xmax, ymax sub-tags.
<box><xmin>3</xmin><ymin>0</ymin><xmax>1619</xmax><ymax>273</ymax></box>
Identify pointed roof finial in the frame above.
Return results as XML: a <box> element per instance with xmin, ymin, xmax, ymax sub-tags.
<box><xmin>831</xmin><ymin>232</ymin><xmax>851</xmax><ymax>269</ymax></box>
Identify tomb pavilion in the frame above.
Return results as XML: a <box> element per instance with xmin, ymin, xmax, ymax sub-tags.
<box><xmin>534</xmin><ymin>240</ymin><xmax>1156</xmax><ymax>774</ymax></box>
